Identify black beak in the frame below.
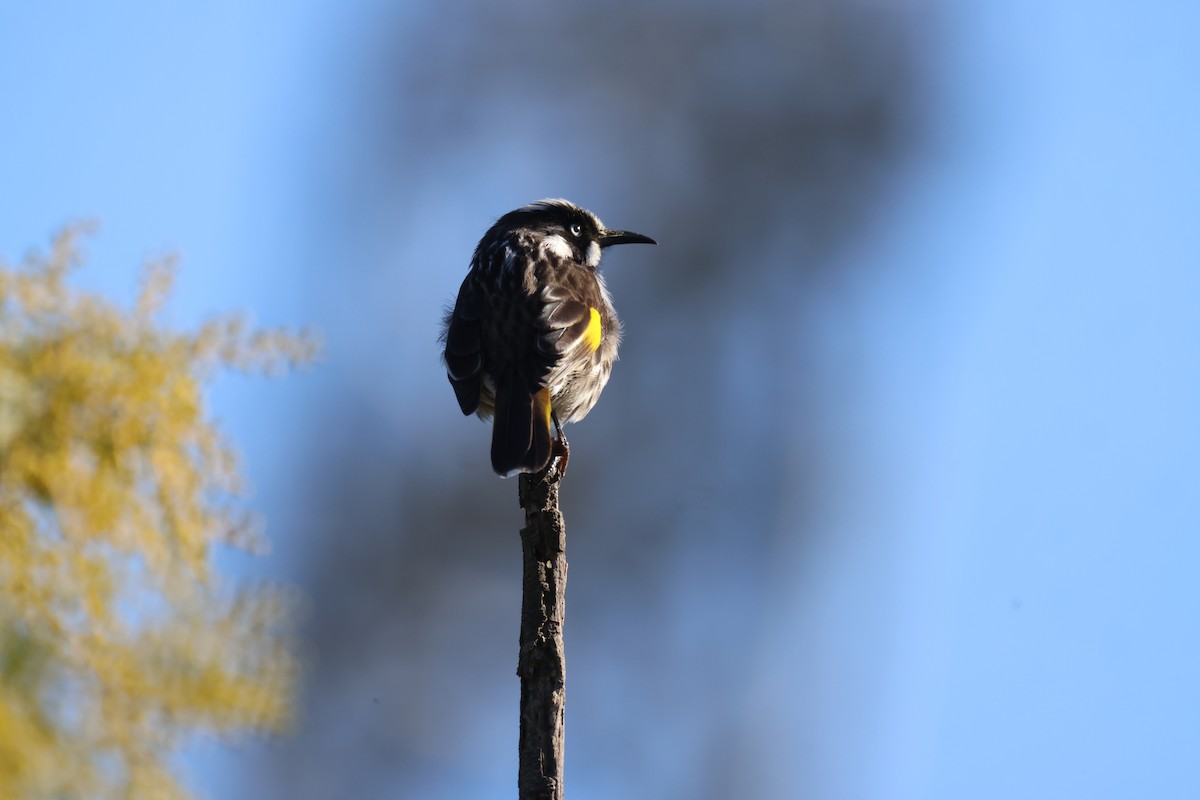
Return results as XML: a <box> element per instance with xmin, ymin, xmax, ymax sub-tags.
<box><xmin>599</xmin><ymin>229</ymin><xmax>657</xmax><ymax>248</ymax></box>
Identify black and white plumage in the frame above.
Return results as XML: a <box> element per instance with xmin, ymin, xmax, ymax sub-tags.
<box><xmin>442</xmin><ymin>199</ymin><xmax>655</xmax><ymax>476</ymax></box>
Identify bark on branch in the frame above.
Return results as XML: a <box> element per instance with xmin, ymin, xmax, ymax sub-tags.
<box><xmin>516</xmin><ymin>451</ymin><xmax>569</xmax><ymax>800</ymax></box>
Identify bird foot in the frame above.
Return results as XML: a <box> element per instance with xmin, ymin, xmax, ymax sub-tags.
<box><xmin>551</xmin><ymin>433</ymin><xmax>570</xmax><ymax>477</ymax></box>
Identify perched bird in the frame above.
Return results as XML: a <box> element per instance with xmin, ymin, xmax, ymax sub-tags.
<box><xmin>442</xmin><ymin>199</ymin><xmax>656</xmax><ymax>476</ymax></box>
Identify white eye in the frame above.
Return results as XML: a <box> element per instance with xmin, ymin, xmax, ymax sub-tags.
<box><xmin>569</xmin><ymin>223</ymin><xmax>583</xmax><ymax>237</ymax></box>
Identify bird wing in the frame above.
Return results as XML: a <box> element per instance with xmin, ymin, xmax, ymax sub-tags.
<box><xmin>536</xmin><ymin>284</ymin><xmax>602</xmax><ymax>362</ymax></box>
<box><xmin>443</xmin><ymin>273</ymin><xmax>485</xmax><ymax>415</ymax></box>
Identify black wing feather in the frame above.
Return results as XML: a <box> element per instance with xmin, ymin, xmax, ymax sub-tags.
<box><xmin>444</xmin><ymin>275</ymin><xmax>484</xmax><ymax>415</ymax></box>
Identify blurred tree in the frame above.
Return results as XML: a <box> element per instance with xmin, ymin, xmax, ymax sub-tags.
<box><xmin>0</xmin><ymin>227</ymin><xmax>316</xmax><ymax>800</ymax></box>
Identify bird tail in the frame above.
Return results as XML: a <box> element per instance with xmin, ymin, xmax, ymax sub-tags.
<box><xmin>491</xmin><ymin>377</ymin><xmax>553</xmax><ymax>477</ymax></box>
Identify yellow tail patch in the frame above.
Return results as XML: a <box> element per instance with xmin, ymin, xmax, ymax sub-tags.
<box><xmin>535</xmin><ymin>387</ymin><xmax>553</xmax><ymax>427</ymax></box>
<box><xmin>583</xmin><ymin>307</ymin><xmax>603</xmax><ymax>353</ymax></box>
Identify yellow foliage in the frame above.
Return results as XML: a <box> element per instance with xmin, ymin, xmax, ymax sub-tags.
<box><xmin>0</xmin><ymin>227</ymin><xmax>318</xmax><ymax>800</ymax></box>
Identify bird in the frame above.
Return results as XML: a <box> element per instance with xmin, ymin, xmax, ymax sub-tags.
<box><xmin>442</xmin><ymin>199</ymin><xmax>656</xmax><ymax>476</ymax></box>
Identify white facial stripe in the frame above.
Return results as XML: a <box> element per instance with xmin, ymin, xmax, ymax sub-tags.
<box><xmin>585</xmin><ymin>241</ymin><xmax>601</xmax><ymax>268</ymax></box>
<box><xmin>595</xmin><ymin>272</ymin><xmax>614</xmax><ymax>312</ymax></box>
<box><xmin>541</xmin><ymin>234</ymin><xmax>573</xmax><ymax>260</ymax></box>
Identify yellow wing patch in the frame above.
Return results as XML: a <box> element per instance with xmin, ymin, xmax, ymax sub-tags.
<box><xmin>583</xmin><ymin>307</ymin><xmax>603</xmax><ymax>353</ymax></box>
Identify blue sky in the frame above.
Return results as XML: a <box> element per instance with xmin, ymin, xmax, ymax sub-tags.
<box><xmin>857</xmin><ymin>4</ymin><xmax>1200</xmax><ymax>796</ymax></box>
<box><xmin>3</xmin><ymin>2</ymin><xmax>1198</xmax><ymax>798</ymax></box>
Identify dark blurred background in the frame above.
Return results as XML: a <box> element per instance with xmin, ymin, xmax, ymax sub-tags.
<box><xmin>4</xmin><ymin>1</ymin><xmax>1199</xmax><ymax>798</ymax></box>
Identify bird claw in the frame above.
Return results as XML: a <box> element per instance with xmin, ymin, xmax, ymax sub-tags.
<box><xmin>549</xmin><ymin>411</ymin><xmax>570</xmax><ymax>477</ymax></box>
<box><xmin>551</xmin><ymin>433</ymin><xmax>570</xmax><ymax>477</ymax></box>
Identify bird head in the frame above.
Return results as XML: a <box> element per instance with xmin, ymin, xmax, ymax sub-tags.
<box><xmin>489</xmin><ymin>199</ymin><xmax>656</xmax><ymax>269</ymax></box>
